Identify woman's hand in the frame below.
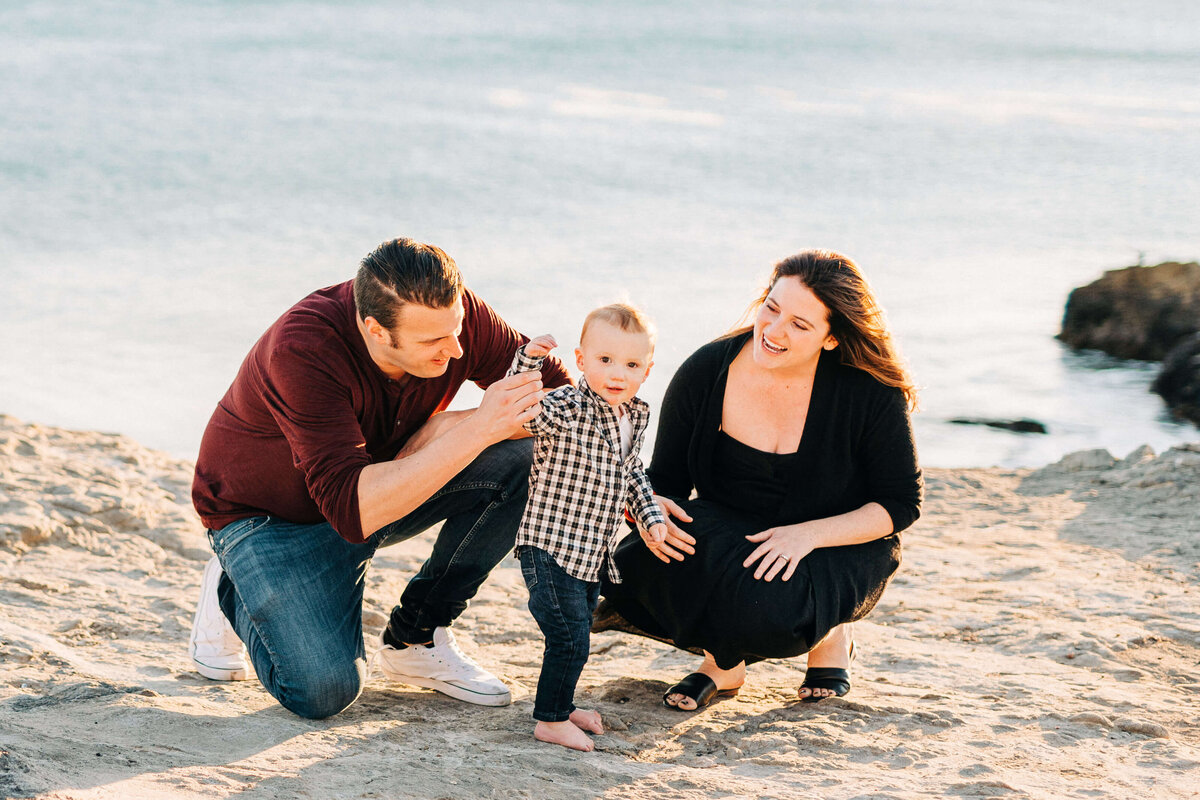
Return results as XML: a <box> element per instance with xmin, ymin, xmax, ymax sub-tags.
<box><xmin>743</xmin><ymin>523</ymin><xmax>820</xmax><ymax>581</ymax></box>
<box><xmin>639</xmin><ymin>495</ymin><xmax>696</xmax><ymax>563</ymax></box>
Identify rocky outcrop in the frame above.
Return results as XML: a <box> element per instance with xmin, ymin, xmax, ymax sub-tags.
<box><xmin>1059</xmin><ymin>261</ymin><xmax>1200</xmax><ymax>361</ymax></box>
<box><xmin>1152</xmin><ymin>333</ymin><xmax>1200</xmax><ymax>424</ymax></box>
<box><xmin>948</xmin><ymin>417</ymin><xmax>1048</xmax><ymax>434</ymax></box>
<box><xmin>1060</xmin><ymin>261</ymin><xmax>1200</xmax><ymax>426</ymax></box>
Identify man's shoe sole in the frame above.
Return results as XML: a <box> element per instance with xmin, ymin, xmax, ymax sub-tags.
<box><xmin>382</xmin><ymin>672</ymin><xmax>511</xmax><ymax>706</ymax></box>
<box><xmin>191</xmin><ymin>655</ymin><xmax>251</xmax><ymax>681</ymax></box>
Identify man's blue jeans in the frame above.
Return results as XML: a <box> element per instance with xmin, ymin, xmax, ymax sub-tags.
<box><xmin>206</xmin><ymin>439</ymin><xmax>532</xmax><ymax>719</ymax></box>
<box><xmin>518</xmin><ymin>545</ymin><xmax>601</xmax><ymax>722</ymax></box>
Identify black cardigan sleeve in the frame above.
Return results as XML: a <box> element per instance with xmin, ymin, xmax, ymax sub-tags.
<box><xmin>858</xmin><ymin>383</ymin><xmax>923</xmax><ymax>533</ymax></box>
<box><xmin>646</xmin><ymin>342</ymin><xmax>722</xmax><ymax>500</ymax></box>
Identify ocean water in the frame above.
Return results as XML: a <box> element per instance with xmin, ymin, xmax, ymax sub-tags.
<box><xmin>1</xmin><ymin>0</ymin><xmax>1197</xmax><ymax>467</ymax></box>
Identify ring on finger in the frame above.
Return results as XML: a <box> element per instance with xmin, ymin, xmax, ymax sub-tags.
<box><xmin>775</xmin><ymin>554</ymin><xmax>790</xmax><ymax>563</ymax></box>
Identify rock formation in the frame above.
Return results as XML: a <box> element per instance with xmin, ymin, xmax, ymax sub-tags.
<box><xmin>1059</xmin><ymin>261</ymin><xmax>1200</xmax><ymax>361</ymax></box>
<box><xmin>1152</xmin><ymin>333</ymin><xmax>1200</xmax><ymax>425</ymax></box>
<box><xmin>948</xmin><ymin>417</ymin><xmax>1048</xmax><ymax>434</ymax></box>
<box><xmin>1060</xmin><ymin>261</ymin><xmax>1200</xmax><ymax>425</ymax></box>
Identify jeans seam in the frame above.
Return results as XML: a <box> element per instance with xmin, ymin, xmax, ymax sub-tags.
<box><xmin>534</xmin><ymin>554</ymin><xmax>581</xmax><ymax>721</ymax></box>
<box><xmin>220</xmin><ymin>518</ymin><xmax>334</xmax><ymax>716</ymax></box>
<box><xmin>520</xmin><ymin>554</ymin><xmax>539</xmax><ymax>590</ymax></box>
<box><xmin>408</xmin><ymin>482</ymin><xmax>510</xmax><ymax>635</ymax></box>
<box><xmin>228</xmin><ymin>569</ymin><xmax>289</xmax><ymax>707</ymax></box>
<box><xmin>428</xmin><ymin>480</ymin><xmax>502</xmax><ymax>502</ymax></box>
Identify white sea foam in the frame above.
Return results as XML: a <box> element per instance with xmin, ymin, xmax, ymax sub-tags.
<box><xmin>550</xmin><ymin>86</ymin><xmax>723</xmax><ymax>127</ymax></box>
<box><xmin>885</xmin><ymin>89</ymin><xmax>1196</xmax><ymax>130</ymax></box>
<box><xmin>487</xmin><ymin>88</ymin><xmax>532</xmax><ymax>109</ymax></box>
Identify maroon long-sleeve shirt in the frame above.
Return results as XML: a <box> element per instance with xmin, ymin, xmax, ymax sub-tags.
<box><xmin>191</xmin><ymin>280</ymin><xmax>570</xmax><ymax>543</ymax></box>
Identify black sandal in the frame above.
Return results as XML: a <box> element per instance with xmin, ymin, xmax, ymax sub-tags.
<box><xmin>799</xmin><ymin>668</ymin><xmax>851</xmax><ymax>702</ymax></box>
<box><xmin>662</xmin><ymin>672</ymin><xmax>740</xmax><ymax>711</ymax></box>
<box><xmin>799</xmin><ymin>642</ymin><xmax>855</xmax><ymax>703</ymax></box>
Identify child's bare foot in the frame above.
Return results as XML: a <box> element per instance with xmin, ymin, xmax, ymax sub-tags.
<box><xmin>569</xmin><ymin>708</ymin><xmax>603</xmax><ymax>734</ymax></box>
<box><xmin>534</xmin><ymin>720</ymin><xmax>595</xmax><ymax>752</ymax></box>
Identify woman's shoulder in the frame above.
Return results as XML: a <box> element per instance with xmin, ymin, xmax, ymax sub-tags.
<box><xmin>826</xmin><ymin>354</ymin><xmax>907</xmax><ymax>407</ymax></box>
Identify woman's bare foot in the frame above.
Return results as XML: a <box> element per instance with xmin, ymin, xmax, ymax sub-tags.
<box><xmin>664</xmin><ymin>651</ymin><xmax>746</xmax><ymax>711</ymax></box>
<box><xmin>534</xmin><ymin>720</ymin><xmax>595</xmax><ymax>752</ymax></box>
<box><xmin>569</xmin><ymin>708</ymin><xmax>603</xmax><ymax>734</ymax></box>
<box><xmin>798</xmin><ymin>622</ymin><xmax>855</xmax><ymax>702</ymax></box>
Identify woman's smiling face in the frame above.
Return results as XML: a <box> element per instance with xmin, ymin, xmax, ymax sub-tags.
<box><xmin>751</xmin><ymin>275</ymin><xmax>838</xmax><ymax>372</ymax></box>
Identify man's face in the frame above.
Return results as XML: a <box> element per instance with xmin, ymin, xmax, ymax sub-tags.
<box><xmin>364</xmin><ymin>299</ymin><xmax>465</xmax><ymax>380</ymax></box>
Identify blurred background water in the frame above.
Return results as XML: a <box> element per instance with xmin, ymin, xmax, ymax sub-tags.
<box><xmin>1</xmin><ymin>0</ymin><xmax>1197</xmax><ymax>467</ymax></box>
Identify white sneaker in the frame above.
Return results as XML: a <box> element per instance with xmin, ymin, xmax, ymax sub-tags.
<box><xmin>189</xmin><ymin>556</ymin><xmax>251</xmax><ymax>681</ymax></box>
<box><xmin>376</xmin><ymin>627</ymin><xmax>511</xmax><ymax>706</ymax></box>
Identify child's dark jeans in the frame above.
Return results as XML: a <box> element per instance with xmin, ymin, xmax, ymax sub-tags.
<box><xmin>518</xmin><ymin>545</ymin><xmax>601</xmax><ymax>722</ymax></box>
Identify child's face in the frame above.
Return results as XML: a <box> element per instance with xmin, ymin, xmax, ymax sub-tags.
<box><xmin>575</xmin><ymin>321</ymin><xmax>654</xmax><ymax>407</ymax></box>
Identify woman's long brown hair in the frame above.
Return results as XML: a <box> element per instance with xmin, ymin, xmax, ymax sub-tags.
<box><xmin>728</xmin><ymin>250</ymin><xmax>918</xmax><ymax>411</ymax></box>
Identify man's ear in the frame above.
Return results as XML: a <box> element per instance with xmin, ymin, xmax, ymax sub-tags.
<box><xmin>362</xmin><ymin>316</ymin><xmax>388</xmax><ymax>345</ymax></box>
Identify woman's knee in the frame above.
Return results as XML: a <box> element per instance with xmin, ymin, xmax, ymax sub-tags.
<box><xmin>278</xmin><ymin>660</ymin><xmax>365</xmax><ymax>719</ymax></box>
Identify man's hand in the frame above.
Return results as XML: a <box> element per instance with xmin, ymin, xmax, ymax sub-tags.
<box><xmin>359</xmin><ymin>371</ymin><xmax>544</xmax><ymax>536</ymax></box>
<box><xmin>464</xmin><ymin>370</ymin><xmax>545</xmax><ymax>443</ymax></box>
<box><xmin>524</xmin><ymin>334</ymin><xmax>558</xmax><ymax>359</ymax></box>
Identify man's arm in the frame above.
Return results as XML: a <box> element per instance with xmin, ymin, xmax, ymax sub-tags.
<box><xmin>393</xmin><ymin>409</ymin><xmax>474</xmax><ymax>459</ymax></box>
<box><xmin>356</xmin><ymin>369</ymin><xmax>544</xmax><ymax>536</ymax></box>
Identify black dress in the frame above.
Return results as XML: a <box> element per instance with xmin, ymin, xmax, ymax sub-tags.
<box><xmin>601</xmin><ymin>333</ymin><xmax>922</xmax><ymax>670</ymax></box>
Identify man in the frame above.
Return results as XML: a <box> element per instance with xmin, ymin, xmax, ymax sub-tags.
<box><xmin>189</xmin><ymin>238</ymin><xmax>570</xmax><ymax>719</ymax></box>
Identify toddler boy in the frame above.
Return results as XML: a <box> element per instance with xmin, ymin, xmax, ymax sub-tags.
<box><xmin>509</xmin><ymin>303</ymin><xmax>667</xmax><ymax>751</ymax></box>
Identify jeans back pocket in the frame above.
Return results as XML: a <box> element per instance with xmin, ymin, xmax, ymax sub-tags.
<box><xmin>517</xmin><ymin>546</ymin><xmax>540</xmax><ymax>590</ymax></box>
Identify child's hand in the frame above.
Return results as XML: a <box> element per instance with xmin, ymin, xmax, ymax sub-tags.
<box><xmin>524</xmin><ymin>334</ymin><xmax>558</xmax><ymax>359</ymax></box>
<box><xmin>646</xmin><ymin>523</ymin><xmax>668</xmax><ymax>544</ymax></box>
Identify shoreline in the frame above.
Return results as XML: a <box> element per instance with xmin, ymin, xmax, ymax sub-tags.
<box><xmin>2</xmin><ymin>414</ymin><xmax>1199</xmax><ymax>799</ymax></box>
<box><xmin>5</xmin><ymin>391</ymin><xmax>1198</xmax><ymax>475</ymax></box>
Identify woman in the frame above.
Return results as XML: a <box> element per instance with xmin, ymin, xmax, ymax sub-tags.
<box><xmin>599</xmin><ymin>249</ymin><xmax>921</xmax><ymax>711</ymax></box>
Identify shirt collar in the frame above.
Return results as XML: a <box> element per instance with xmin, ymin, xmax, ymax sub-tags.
<box><xmin>577</xmin><ymin>375</ymin><xmax>648</xmax><ymax>418</ymax></box>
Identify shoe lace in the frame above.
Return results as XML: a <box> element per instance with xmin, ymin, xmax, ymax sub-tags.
<box><xmin>372</xmin><ymin>629</ymin><xmax>485</xmax><ymax>681</ymax></box>
<box><xmin>367</xmin><ymin>647</ymin><xmax>382</xmax><ymax>679</ymax></box>
<box><xmin>442</xmin><ymin>632</ymin><xmax>467</xmax><ymax>660</ymax></box>
<box><xmin>440</xmin><ymin>631</ymin><xmax>485</xmax><ymax>672</ymax></box>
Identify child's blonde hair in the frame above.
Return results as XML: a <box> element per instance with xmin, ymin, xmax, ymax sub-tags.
<box><xmin>580</xmin><ymin>303</ymin><xmax>657</xmax><ymax>348</ymax></box>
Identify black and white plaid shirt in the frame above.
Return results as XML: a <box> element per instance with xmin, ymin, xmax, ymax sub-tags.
<box><xmin>509</xmin><ymin>345</ymin><xmax>666</xmax><ymax>583</ymax></box>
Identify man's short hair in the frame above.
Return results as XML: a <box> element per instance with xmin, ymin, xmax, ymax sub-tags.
<box><xmin>354</xmin><ymin>238</ymin><xmax>464</xmax><ymax>331</ymax></box>
<box><xmin>580</xmin><ymin>303</ymin><xmax>657</xmax><ymax>348</ymax></box>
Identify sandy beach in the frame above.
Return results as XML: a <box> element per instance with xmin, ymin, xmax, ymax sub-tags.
<box><xmin>1</xmin><ymin>412</ymin><xmax>1198</xmax><ymax>799</ymax></box>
